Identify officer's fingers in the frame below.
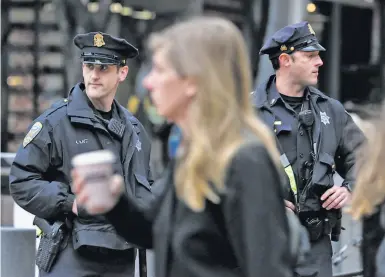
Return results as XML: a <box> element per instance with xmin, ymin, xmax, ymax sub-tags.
<box><xmin>329</xmin><ymin>187</ymin><xmax>348</xmax><ymax>201</ymax></box>
<box><xmin>335</xmin><ymin>200</ymin><xmax>345</xmax><ymax>210</ymax></box>
<box><xmin>321</xmin><ymin>187</ymin><xmax>337</xmax><ymax>201</ymax></box>
<box><xmin>284</xmin><ymin>200</ymin><xmax>296</xmax><ymax>211</ymax></box>
<box><xmin>335</xmin><ymin>193</ymin><xmax>350</xmax><ymax>209</ymax></box>
<box><xmin>322</xmin><ymin>192</ymin><xmax>339</xmax><ymax>208</ymax></box>
<box><xmin>110</xmin><ymin>175</ymin><xmax>124</xmax><ymax>197</ymax></box>
<box><xmin>325</xmin><ymin>194</ymin><xmax>345</xmax><ymax>210</ymax></box>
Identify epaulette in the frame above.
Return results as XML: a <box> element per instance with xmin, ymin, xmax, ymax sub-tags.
<box><xmin>45</xmin><ymin>98</ymin><xmax>68</xmax><ymax>117</ymax></box>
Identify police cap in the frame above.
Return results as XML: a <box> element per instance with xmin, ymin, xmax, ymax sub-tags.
<box><xmin>260</xmin><ymin>21</ymin><xmax>325</xmax><ymax>59</ymax></box>
<box><xmin>74</xmin><ymin>32</ymin><xmax>139</xmax><ymax>65</ymax></box>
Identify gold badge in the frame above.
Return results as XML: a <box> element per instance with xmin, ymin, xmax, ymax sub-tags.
<box><xmin>308</xmin><ymin>23</ymin><xmax>316</xmax><ymax>35</ymax></box>
<box><xmin>94</xmin><ymin>33</ymin><xmax>105</xmax><ymax>47</ymax></box>
<box><xmin>280</xmin><ymin>45</ymin><xmax>287</xmax><ymax>51</ymax></box>
<box><xmin>23</xmin><ymin>122</ymin><xmax>43</xmax><ymax>148</ymax></box>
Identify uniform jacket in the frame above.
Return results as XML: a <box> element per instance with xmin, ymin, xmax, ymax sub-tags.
<box><xmin>9</xmin><ymin>83</ymin><xmax>153</xmax><ymax>250</ymax></box>
<box><xmin>252</xmin><ymin>75</ymin><xmax>365</xmax><ymax>212</ymax></box>
<box><xmin>106</xmin><ymin>141</ymin><xmax>293</xmax><ymax>277</ymax></box>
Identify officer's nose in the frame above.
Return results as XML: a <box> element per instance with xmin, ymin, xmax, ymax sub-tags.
<box><xmin>315</xmin><ymin>56</ymin><xmax>323</xmax><ymax>67</ymax></box>
<box><xmin>91</xmin><ymin>68</ymin><xmax>101</xmax><ymax>80</ymax></box>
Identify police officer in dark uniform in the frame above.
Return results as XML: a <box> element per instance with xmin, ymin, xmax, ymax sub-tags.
<box><xmin>252</xmin><ymin>22</ymin><xmax>365</xmax><ymax>277</ymax></box>
<box><xmin>9</xmin><ymin>32</ymin><xmax>153</xmax><ymax>277</ymax></box>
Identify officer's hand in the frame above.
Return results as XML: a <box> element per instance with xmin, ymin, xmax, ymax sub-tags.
<box><xmin>284</xmin><ymin>200</ymin><xmax>296</xmax><ymax>212</ymax></box>
<box><xmin>321</xmin><ymin>186</ymin><xmax>351</xmax><ymax>210</ymax></box>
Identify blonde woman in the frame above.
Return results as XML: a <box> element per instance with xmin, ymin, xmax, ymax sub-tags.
<box><xmin>350</xmin><ymin>109</ymin><xmax>382</xmax><ymax>219</ymax></box>
<box><xmin>350</xmin><ymin>106</ymin><xmax>385</xmax><ymax>277</ymax></box>
<box><xmin>72</xmin><ymin>16</ymin><xmax>292</xmax><ymax>277</ymax></box>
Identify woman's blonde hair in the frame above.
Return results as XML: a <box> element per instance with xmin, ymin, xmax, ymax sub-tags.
<box><xmin>350</xmin><ymin>105</ymin><xmax>385</xmax><ymax>220</ymax></box>
<box><xmin>148</xmin><ymin>16</ymin><xmax>280</xmax><ymax>211</ymax></box>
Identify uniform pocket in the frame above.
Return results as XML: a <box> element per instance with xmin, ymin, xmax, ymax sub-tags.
<box><xmin>318</xmin><ymin>152</ymin><xmax>335</xmax><ymax>172</ymax></box>
<box><xmin>134</xmin><ymin>173</ymin><xmax>151</xmax><ymax>200</ymax></box>
<box><xmin>312</xmin><ymin>152</ymin><xmax>335</xmax><ymax>190</ymax></box>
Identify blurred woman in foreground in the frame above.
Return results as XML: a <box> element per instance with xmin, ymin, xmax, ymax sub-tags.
<box><xmin>350</xmin><ymin>105</ymin><xmax>385</xmax><ymax>277</ymax></box>
<box><xmin>72</xmin><ymin>16</ymin><xmax>292</xmax><ymax>277</ymax></box>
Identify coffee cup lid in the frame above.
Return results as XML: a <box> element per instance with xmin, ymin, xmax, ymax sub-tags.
<box><xmin>71</xmin><ymin>150</ymin><xmax>116</xmax><ymax>167</ymax></box>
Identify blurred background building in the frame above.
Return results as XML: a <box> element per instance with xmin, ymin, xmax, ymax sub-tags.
<box><xmin>1</xmin><ymin>0</ymin><xmax>384</xmax><ymax>276</ymax></box>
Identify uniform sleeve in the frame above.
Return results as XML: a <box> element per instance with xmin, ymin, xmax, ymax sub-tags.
<box><xmin>335</xmin><ymin>111</ymin><xmax>366</xmax><ymax>190</ymax></box>
<box><xmin>141</xmin><ymin>126</ymin><xmax>154</xmax><ymax>187</ymax></box>
<box><xmin>9</xmin><ymin>122</ymin><xmax>74</xmax><ymax>219</ymax></box>
<box><xmin>221</xmin><ymin>143</ymin><xmax>292</xmax><ymax>277</ymax></box>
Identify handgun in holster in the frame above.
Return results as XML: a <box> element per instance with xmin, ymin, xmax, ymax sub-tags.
<box><xmin>301</xmin><ymin>215</ymin><xmax>324</xmax><ymax>242</ymax></box>
<box><xmin>299</xmin><ymin>211</ymin><xmax>333</xmax><ymax>242</ymax></box>
<box><xmin>307</xmin><ymin>209</ymin><xmax>342</xmax><ymax>242</ymax></box>
<box><xmin>33</xmin><ymin>217</ymin><xmax>66</xmax><ymax>272</ymax></box>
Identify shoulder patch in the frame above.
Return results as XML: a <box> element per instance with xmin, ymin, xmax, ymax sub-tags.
<box><xmin>23</xmin><ymin>122</ymin><xmax>43</xmax><ymax>147</ymax></box>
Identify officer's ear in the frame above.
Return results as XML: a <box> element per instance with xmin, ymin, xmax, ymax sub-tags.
<box><xmin>118</xmin><ymin>65</ymin><xmax>129</xmax><ymax>82</ymax></box>
<box><xmin>278</xmin><ymin>53</ymin><xmax>292</xmax><ymax>68</ymax></box>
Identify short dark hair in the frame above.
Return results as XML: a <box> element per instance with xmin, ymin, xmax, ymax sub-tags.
<box><xmin>270</xmin><ymin>54</ymin><xmax>296</xmax><ymax>71</ymax></box>
<box><xmin>271</xmin><ymin>58</ymin><xmax>280</xmax><ymax>70</ymax></box>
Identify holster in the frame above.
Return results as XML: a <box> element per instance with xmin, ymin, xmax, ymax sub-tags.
<box><xmin>299</xmin><ymin>212</ymin><xmax>334</xmax><ymax>242</ymax></box>
<box><xmin>35</xmin><ymin>220</ymin><xmax>67</xmax><ymax>272</ymax></box>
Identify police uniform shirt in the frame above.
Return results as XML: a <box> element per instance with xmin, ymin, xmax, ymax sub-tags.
<box><xmin>280</xmin><ymin>94</ymin><xmax>303</xmax><ymax>114</ymax></box>
<box><xmin>268</xmin><ymin>80</ymin><xmax>313</xmax><ymax>191</ymax></box>
<box><xmin>97</xmin><ymin>109</ymin><xmax>112</xmax><ymax>120</ymax></box>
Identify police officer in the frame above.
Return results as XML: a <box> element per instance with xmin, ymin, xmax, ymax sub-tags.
<box><xmin>9</xmin><ymin>32</ymin><xmax>153</xmax><ymax>277</ymax></box>
<box><xmin>252</xmin><ymin>22</ymin><xmax>365</xmax><ymax>277</ymax></box>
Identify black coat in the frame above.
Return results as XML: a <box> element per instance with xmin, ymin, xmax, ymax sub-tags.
<box><xmin>9</xmin><ymin>83</ymin><xmax>153</xmax><ymax>250</ymax></box>
<box><xmin>106</xmin><ymin>141</ymin><xmax>293</xmax><ymax>277</ymax></box>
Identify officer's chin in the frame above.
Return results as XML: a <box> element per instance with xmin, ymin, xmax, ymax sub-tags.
<box><xmin>86</xmin><ymin>87</ymin><xmax>104</xmax><ymax>100</ymax></box>
<box><xmin>308</xmin><ymin>77</ymin><xmax>319</xmax><ymax>87</ymax></box>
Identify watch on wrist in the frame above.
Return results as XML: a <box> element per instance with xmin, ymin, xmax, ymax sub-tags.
<box><xmin>342</xmin><ymin>183</ymin><xmax>352</xmax><ymax>193</ymax></box>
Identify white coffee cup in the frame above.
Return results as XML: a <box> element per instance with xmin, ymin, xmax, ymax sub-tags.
<box><xmin>71</xmin><ymin>150</ymin><xmax>117</xmax><ymax>213</ymax></box>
